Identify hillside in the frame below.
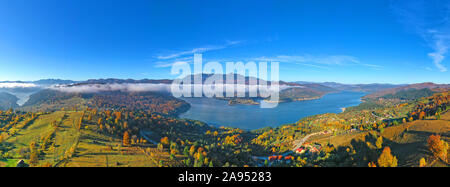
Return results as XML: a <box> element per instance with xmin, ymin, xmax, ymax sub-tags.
<box><xmin>309</xmin><ymin>110</ymin><xmax>450</xmax><ymax>167</ymax></box>
<box><xmin>381</xmin><ymin>88</ymin><xmax>435</xmax><ymax>100</ymax></box>
<box><xmin>250</xmin><ymin>90</ymin><xmax>449</xmax><ymax>167</ymax></box>
<box><xmin>0</xmin><ymin>111</ymin><xmax>164</xmax><ymax>167</ymax></box>
<box><xmin>19</xmin><ymin>89</ymin><xmax>190</xmax><ymax>116</ymax></box>
<box><xmin>365</xmin><ymin>82</ymin><xmax>450</xmax><ymax>99</ymax></box>
<box><xmin>0</xmin><ymin>106</ymin><xmax>266</xmax><ymax>167</ymax></box>
<box><xmin>32</xmin><ymin>79</ymin><xmax>78</xmax><ymax>86</ymax></box>
<box><xmin>2</xmin><ymin>77</ymin><xmax>406</xmax><ymax>109</ymax></box>
<box><xmin>20</xmin><ymin>89</ymin><xmax>86</xmax><ymax>112</ymax></box>
<box><xmin>0</xmin><ymin>79</ymin><xmax>448</xmax><ymax>167</ymax></box>
<box><xmin>300</xmin><ymin>83</ymin><xmax>338</xmax><ymax>93</ymax></box>
<box><xmin>72</xmin><ymin>76</ymin><xmax>336</xmax><ymax>105</ymax></box>
<box><xmin>221</xmin><ymin>84</ymin><xmax>336</xmax><ymax>104</ymax></box>
<box><xmin>0</xmin><ymin>92</ymin><xmax>19</xmax><ymax>110</ymax></box>
<box><xmin>79</xmin><ymin>74</ymin><xmax>294</xmax><ymax>86</ymax></box>
<box><xmin>278</xmin><ymin>87</ymin><xmax>325</xmax><ymax>102</ymax></box>
<box><xmin>318</xmin><ymin>82</ymin><xmax>400</xmax><ymax>93</ymax></box>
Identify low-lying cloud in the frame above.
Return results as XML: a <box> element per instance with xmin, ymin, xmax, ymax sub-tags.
<box><xmin>50</xmin><ymin>83</ymin><xmax>173</xmax><ymax>93</ymax></box>
<box><xmin>0</xmin><ymin>83</ymin><xmax>38</xmax><ymax>88</ymax></box>
<box><xmin>49</xmin><ymin>83</ymin><xmax>297</xmax><ymax>96</ymax></box>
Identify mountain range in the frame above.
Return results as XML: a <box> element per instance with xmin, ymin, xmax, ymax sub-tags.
<box><xmin>0</xmin><ymin>75</ymin><xmax>449</xmax><ymax>111</ymax></box>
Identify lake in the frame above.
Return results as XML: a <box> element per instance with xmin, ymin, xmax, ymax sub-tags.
<box><xmin>179</xmin><ymin>91</ymin><xmax>367</xmax><ymax>130</ymax></box>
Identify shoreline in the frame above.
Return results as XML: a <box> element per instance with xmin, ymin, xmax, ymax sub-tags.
<box><xmin>179</xmin><ymin>91</ymin><xmax>366</xmax><ymax>130</ymax></box>
<box><xmin>262</xmin><ymin>96</ymin><xmax>323</xmax><ymax>104</ymax></box>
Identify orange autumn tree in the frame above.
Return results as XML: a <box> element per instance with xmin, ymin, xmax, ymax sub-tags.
<box><xmin>123</xmin><ymin>131</ymin><xmax>130</xmax><ymax>146</ymax></box>
<box><xmin>427</xmin><ymin>134</ymin><xmax>448</xmax><ymax>162</ymax></box>
<box><xmin>368</xmin><ymin>162</ymin><xmax>377</xmax><ymax>167</ymax></box>
<box><xmin>161</xmin><ymin>137</ymin><xmax>170</xmax><ymax>145</ymax></box>
<box><xmin>419</xmin><ymin>111</ymin><xmax>426</xmax><ymax>120</ymax></box>
<box><xmin>377</xmin><ymin>147</ymin><xmax>398</xmax><ymax>167</ymax></box>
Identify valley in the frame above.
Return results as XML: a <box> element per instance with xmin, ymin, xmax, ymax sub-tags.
<box><xmin>0</xmin><ymin>78</ymin><xmax>448</xmax><ymax>167</ymax></box>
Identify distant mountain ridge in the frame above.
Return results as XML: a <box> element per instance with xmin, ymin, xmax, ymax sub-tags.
<box><xmin>79</xmin><ymin>78</ymin><xmax>172</xmax><ymax>85</ymax></box>
<box><xmin>1</xmin><ymin>76</ymin><xmax>447</xmax><ymax>109</ymax></box>
<box><xmin>294</xmin><ymin>81</ymin><xmax>402</xmax><ymax>93</ymax></box>
<box><xmin>77</xmin><ymin>74</ymin><xmax>299</xmax><ymax>86</ymax></box>
<box><xmin>32</xmin><ymin>79</ymin><xmax>78</xmax><ymax>85</ymax></box>
<box><xmin>0</xmin><ymin>79</ymin><xmax>78</xmax><ymax>85</ymax></box>
<box><xmin>364</xmin><ymin>82</ymin><xmax>450</xmax><ymax>99</ymax></box>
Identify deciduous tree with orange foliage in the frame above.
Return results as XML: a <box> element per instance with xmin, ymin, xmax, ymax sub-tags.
<box><xmin>368</xmin><ymin>162</ymin><xmax>377</xmax><ymax>167</ymax></box>
<box><xmin>419</xmin><ymin>111</ymin><xmax>426</xmax><ymax>120</ymax></box>
<box><xmin>427</xmin><ymin>134</ymin><xmax>448</xmax><ymax>162</ymax></box>
<box><xmin>123</xmin><ymin>131</ymin><xmax>130</xmax><ymax>146</ymax></box>
<box><xmin>161</xmin><ymin>137</ymin><xmax>170</xmax><ymax>145</ymax></box>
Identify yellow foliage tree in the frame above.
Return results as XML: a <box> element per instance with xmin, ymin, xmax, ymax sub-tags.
<box><xmin>419</xmin><ymin>157</ymin><xmax>427</xmax><ymax>167</ymax></box>
<box><xmin>375</xmin><ymin>136</ymin><xmax>383</xmax><ymax>149</ymax></box>
<box><xmin>377</xmin><ymin>147</ymin><xmax>398</xmax><ymax>167</ymax></box>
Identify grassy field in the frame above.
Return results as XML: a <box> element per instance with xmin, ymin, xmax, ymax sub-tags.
<box><xmin>0</xmin><ymin>110</ymin><xmax>182</xmax><ymax>167</ymax></box>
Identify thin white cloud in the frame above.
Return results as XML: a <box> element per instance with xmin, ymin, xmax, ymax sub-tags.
<box><xmin>154</xmin><ymin>54</ymin><xmax>382</xmax><ymax>70</ymax></box>
<box><xmin>156</xmin><ymin>40</ymin><xmax>244</xmax><ymax>60</ymax></box>
<box><xmin>391</xmin><ymin>0</ymin><xmax>450</xmax><ymax>72</ymax></box>
<box><xmin>296</xmin><ymin>63</ymin><xmax>330</xmax><ymax>70</ymax></box>
<box><xmin>155</xmin><ymin>60</ymin><xmax>192</xmax><ymax>68</ymax></box>
<box><xmin>157</xmin><ymin>47</ymin><xmax>220</xmax><ymax>60</ymax></box>
<box><xmin>249</xmin><ymin>55</ymin><xmax>382</xmax><ymax>70</ymax></box>
<box><xmin>50</xmin><ymin>83</ymin><xmax>172</xmax><ymax>93</ymax></box>
<box><xmin>428</xmin><ymin>35</ymin><xmax>449</xmax><ymax>72</ymax></box>
<box><xmin>49</xmin><ymin>83</ymin><xmax>298</xmax><ymax>98</ymax></box>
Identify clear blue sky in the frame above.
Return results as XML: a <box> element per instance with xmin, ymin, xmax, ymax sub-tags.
<box><xmin>0</xmin><ymin>0</ymin><xmax>449</xmax><ymax>84</ymax></box>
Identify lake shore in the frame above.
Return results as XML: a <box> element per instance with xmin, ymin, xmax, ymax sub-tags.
<box><xmin>262</xmin><ymin>96</ymin><xmax>322</xmax><ymax>103</ymax></box>
<box><xmin>180</xmin><ymin>91</ymin><xmax>367</xmax><ymax>130</ymax></box>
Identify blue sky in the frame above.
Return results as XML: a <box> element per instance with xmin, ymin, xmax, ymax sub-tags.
<box><xmin>0</xmin><ymin>0</ymin><xmax>449</xmax><ymax>84</ymax></box>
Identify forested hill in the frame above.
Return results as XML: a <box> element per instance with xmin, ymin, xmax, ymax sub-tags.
<box><xmin>0</xmin><ymin>92</ymin><xmax>19</xmax><ymax>110</ymax></box>
<box><xmin>364</xmin><ymin>83</ymin><xmax>450</xmax><ymax>99</ymax></box>
<box><xmin>381</xmin><ymin>88</ymin><xmax>435</xmax><ymax>100</ymax></box>
<box><xmin>294</xmin><ymin>81</ymin><xmax>401</xmax><ymax>93</ymax></box>
<box><xmin>0</xmin><ymin>86</ymin><xmax>448</xmax><ymax>167</ymax></box>
<box><xmin>19</xmin><ymin>89</ymin><xmax>190</xmax><ymax>116</ymax></box>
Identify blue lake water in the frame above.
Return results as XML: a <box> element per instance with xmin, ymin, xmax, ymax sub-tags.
<box><xmin>179</xmin><ymin>91</ymin><xmax>367</xmax><ymax>130</ymax></box>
